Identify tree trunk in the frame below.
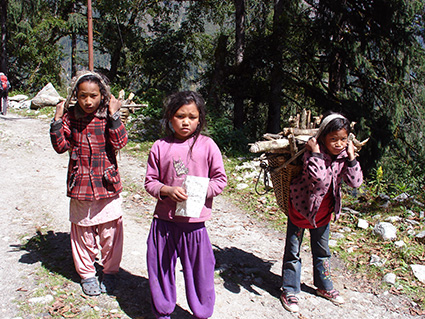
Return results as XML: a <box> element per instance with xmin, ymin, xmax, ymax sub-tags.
<box><xmin>267</xmin><ymin>0</ymin><xmax>287</xmax><ymax>133</ymax></box>
<box><xmin>208</xmin><ymin>34</ymin><xmax>228</xmax><ymax>113</ymax></box>
<box><xmin>0</xmin><ymin>0</ymin><xmax>8</xmax><ymax>74</ymax></box>
<box><xmin>233</xmin><ymin>0</ymin><xmax>245</xmax><ymax>129</ymax></box>
<box><xmin>327</xmin><ymin>0</ymin><xmax>346</xmax><ymax>95</ymax></box>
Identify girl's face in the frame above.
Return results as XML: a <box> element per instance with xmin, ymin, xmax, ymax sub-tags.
<box><xmin>76</xmin><ymin>81</ymin><xmax>102</xmax><ymax>114</ymax></box>
<box><xmin>324</xmin><ymin>128</ymin><xmax>349</xmax><ymax>156</ymax></box>
<box><xmin>170</xmin><ymin>102</ymin><xmax>200</xmax><ymax>140</ymax></box>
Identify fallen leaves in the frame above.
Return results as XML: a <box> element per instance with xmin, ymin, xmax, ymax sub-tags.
<box><xmin>49</xmin><ymin>297</ymin><xmax>81</xmax><ymax>317</ymax></box>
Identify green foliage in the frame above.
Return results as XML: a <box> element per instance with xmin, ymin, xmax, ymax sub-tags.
<box><xmin>126</xmin><ymin>88</ymin><xmax>165</xmax><ymax>142</ymax></box>
<box><xmin>7</xmin><ymin>0</ymin><xmax>70</xmax><ymax>93</ymax></box>
<box><xmin>206</xmin><ymin>114</ymin><xmax>251</xmax><ymax>155</ymax></box>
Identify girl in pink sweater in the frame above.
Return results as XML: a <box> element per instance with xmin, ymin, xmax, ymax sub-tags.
<box><xmin>144</xmin><ymin>91</ymin><xmax>227</xmax><ymax>319</ymax></box>
<box><xmin>280</xmin><ymin>113</ymin><xmax>363</xmax><ymax>313</ymax></box>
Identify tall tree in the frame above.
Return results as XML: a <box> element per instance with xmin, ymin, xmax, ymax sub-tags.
<box><xmin>267</xmin><ymin>0</ymin><xmax>291</xmax><ymax>133</ymax></box>
<box><xmin>0</xmin><ymin>0</ymin><xmax>7</xmax><ymax>74</ymax></box>
<box><xmin>233</xmin><ymin>0</ymin><xmax>245</xmax><ymax>129</ymax></box>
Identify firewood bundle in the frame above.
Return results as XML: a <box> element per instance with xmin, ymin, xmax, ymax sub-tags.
<box><xmin>118</xmin><ymin>90</ymin><xmax>147</xmax><ymax>123</ymax></box>
<box><xmin>249</xmin><ymin>109</ymin><xmax>369</xmax><ymax>158</ymax></box>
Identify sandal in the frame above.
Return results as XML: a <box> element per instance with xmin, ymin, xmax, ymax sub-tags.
<box><xmin>317</xmin><ymin>288</ymin><xmax>345</xmax><ymax>305</ymax></box>
<box><xmin>81</xmin><ymin>277</ymin><xmax>101</xmax><ymax>296</ymax></box>
<box><xmin>99</xmin><ymin>273</ymin><xmax>116</xmax><ymax>294</ymax></box>
<box><xmin>280</xmin><ymin>292</ymin><xmax>299</xmax><ymax>312</ymax></box>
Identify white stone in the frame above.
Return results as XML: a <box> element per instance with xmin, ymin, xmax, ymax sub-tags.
<box><xmin>394</xmin><ymin>240</ymin><xmax>405</xmax><ymax>248</ymax></box>
<box><xmin>236</xmin><ymin>183</ymin><xmax>249</xmax><ymax>190</ymax></box>
<box><xmin>28</xmin><ymin>295</ymin><xmax>54</xmax><ymax>304</ymax></box>
<box><xmin>8</xmin><ymin>94</ymin><xmax>28</xmax><ymax>101</ymax></box>
<box><xmin>385</xmin><ymin>216</ymin><xmax>402</xmax><ymax>223</ymax></box>
<box><xmin>31</xmin><ymin>83</ymin><xmax>63</xmax><ymax>108</ymax></box>
<box><xmin>411</xmin><ymin>264</ymin><xmax>425</xmax><ymax>284</ymax></box>
<box><xmin>331</xmin><ymin>232</ymin><xmax>345</xmax><ymax>240</ymax></box>
<box><xmin>393</xmin><ymin>192</ymin><xmax>410</xmax><ymax>202</ymax></box>
<box><xmin>373</xmin><ymin>222</ymin><xmax>397</xmax><ymax>241</ymax></box>
<box><xmin>328</xmin><ymin>239</ymin><xmax>338</xmax><ymax>247</ymax></box>
<box><xmin>370</xmin><ymin>254</ymin><xmax>386</xmax><ymax>267</ymax></box>
<box><xmin>383</xmin><ymin>273</ymin><xmax>396</xmax><ymax>285</ymax></box>
<box><xmin>357</xmin><ymin>218</ymin><xmax>369</xmax><ymax>229</ymax></box>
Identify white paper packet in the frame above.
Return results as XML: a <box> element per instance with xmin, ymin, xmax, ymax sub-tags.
<box><xmin>175</xmin><ymin>175</ymin><xmax>210</xmax><ymax>218</ymax></box>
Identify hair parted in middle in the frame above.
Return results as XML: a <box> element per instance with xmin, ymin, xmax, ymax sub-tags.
<box><xmin>162</xmin><ymin>90</ymin><xmax>206</xmax><ymax>140</ymax></box>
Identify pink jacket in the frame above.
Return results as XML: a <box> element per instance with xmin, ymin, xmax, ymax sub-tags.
<box><xmin>144</xmin><ymin>135</ymin><xmax>227</xmax><ymax>223</ymax></box>
<box><xmin>290</xmin><ymin>145</ymin><xmax>363</xmax><ymax>227</ymax></box>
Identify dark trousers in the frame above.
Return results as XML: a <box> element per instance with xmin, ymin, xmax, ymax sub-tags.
<box><xmin>0</xmin><ymin>93</ymin><xmax>7</xmax><ymax>115</ymax></box>
<box><xmin>282</xmin><ymin>218</ymin><xmax>334</xmax><ymax>294</ymax></box>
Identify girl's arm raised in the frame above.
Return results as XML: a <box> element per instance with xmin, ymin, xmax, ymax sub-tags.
<box><xmin>107</xmin><ymin>95</ymin><xmax>127</xmax><ymax>150</ymax></box>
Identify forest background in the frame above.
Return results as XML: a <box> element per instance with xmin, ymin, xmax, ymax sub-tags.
<box><xmin>2</xmin><ymin>0</ymin><xmax>425</xmax><ymax>313</ymax></box>
<box><xmin>1</xmin><ymin>0</ymin><xmax>425</xmax><ymax>198</ymax></box>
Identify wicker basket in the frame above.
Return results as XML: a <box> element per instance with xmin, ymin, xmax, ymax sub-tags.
<box><xmin>266</xmin><ymin>154</ymin><xmax>302</xmax><ymax>215</ymax></box>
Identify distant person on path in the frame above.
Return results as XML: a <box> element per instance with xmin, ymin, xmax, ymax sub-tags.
<box><xmin>280</xmin><ymin>112</ymin><xmax>363</xmax><ymax>313</ymax></box>
<box><xmin>144</xmin><ymin>91</ymin><xmax>227</xmax><ymax>319</ymax></box>
<box><xmin>50</xmin><ymin>71</ymin><xmax>128</xmax><ymax>296</ymax></box>
<box><xmin>0</xmin><ymin>72</ymin><xmax>11</xmax><ymax>115</ymax></box>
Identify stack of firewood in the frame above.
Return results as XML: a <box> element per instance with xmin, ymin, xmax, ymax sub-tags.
<box><xmin>118</xmin><ymin>90</ymin><xmax>147</xmax><ymax>123</ymax></box>
<box><xmin>249</xmin><ymin>109</ymin><xmax>368</xmax><ymax>158</ymax></box>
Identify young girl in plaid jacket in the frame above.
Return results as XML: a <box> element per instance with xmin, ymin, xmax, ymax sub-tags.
<box><xmin>50</xmin><ymin>71</ymin><xmax>128</xmax><ymax>296</ymax></box>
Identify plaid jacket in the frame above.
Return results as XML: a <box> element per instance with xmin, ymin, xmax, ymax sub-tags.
<box><xmin>50</xmin><ymin>107</ymin><xmax>128</xmax><ymax>201</ymax></box>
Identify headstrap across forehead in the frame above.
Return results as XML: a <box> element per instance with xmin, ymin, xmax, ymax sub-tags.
<box><xmin>64</xmin><ymin>70</ymin><xmax>110</xmax><ymax>110</ymax></box>
<box><xmin>315</xmin><ymin>113</ymin><xmax>347</xmax><ymax>139</ymax></box>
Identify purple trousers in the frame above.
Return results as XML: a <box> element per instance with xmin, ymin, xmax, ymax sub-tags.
<box><xmin>147</xmin><ymin>218</ymin><xmax>215</xmax><ymax>319</ymax></box>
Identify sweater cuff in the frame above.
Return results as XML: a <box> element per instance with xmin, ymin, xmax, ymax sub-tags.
<box><xmin>109</xmin><ymin>112</ymin><xmax>122</xmax><ymax>130</ymax></box>
<box><xmin>311</xmin><ymin>152</ymin><xmax>324</xmax><ymax>160</ymax></box>
<box><xmin>347</xmin><ymin>158</ymin><xmax>358</xmax><ymax>167</ymax></box>
<box><xmin>50</xmin><ymin>118</ymin><xmax>62</xmax><ymax>132</ymax></box>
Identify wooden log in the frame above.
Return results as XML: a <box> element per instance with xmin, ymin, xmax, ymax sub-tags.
<box><xmin>288</xmin><ymin>134</ymin><xmax>298</xmax><ymax>156</ymax></box>
<box><xmin>306</xmin><ymin>110</ymin><xmax>311</xmax><ymax>129</ymax></box>
<box><xmin>263</xmin><ymin>133</ymin><xmax>284</xmax><ymax>140</ymax></box>
<box><xmin>249</xmin><ymin>138</ymin><xmax>290</xmax><ymax>153</ymax></box>
<box><xmin>300</xmin><ymin>109</ymin><xmax>307</xmax><ymax>129</ymax></box>
<box><xmin>282</xmin><ymin>128</ymin><xmax>319</xmax><ymax>136</ymax></box>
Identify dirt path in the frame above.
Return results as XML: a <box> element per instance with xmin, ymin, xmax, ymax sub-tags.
<box><xmin>0</xmin><ymin>114</ymin><xmax>419</xmax><ymax>318</ymax></box>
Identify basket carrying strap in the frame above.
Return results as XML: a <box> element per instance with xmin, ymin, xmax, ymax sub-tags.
<box><xmin>272</xmin><ymin>148</ymin><xmax>305</xmax><ymax>173</ymax></box>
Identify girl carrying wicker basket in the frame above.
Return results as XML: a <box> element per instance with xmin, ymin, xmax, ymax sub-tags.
<box><xmin>280</xmin><ymin>112</ymin><xmax>363</xmax><ymax>313</ymax></box>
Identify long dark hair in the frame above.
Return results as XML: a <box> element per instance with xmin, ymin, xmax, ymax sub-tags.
<box><xmin>163</xmin><ymin>90</ymin><xmax>206</xmax><ymax>139</ymax></box>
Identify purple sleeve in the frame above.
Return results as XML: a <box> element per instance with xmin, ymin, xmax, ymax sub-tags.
<box><xmin>343</xmin><ymin>159</ymin><xmax>363</xmax><ymax>188</ymax></box>
<box><xmin>206</xmin><ymin>141</ymin><xmax>227</xmax><ymax>198</ymax></box>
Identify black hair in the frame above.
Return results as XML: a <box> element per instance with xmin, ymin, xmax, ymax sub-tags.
<box><xmin>74</xmin><ymin>74</ymin><xmax>110</xmax><ymax>113</ymax></box>
<box><xmin>317</xmin><ymin>112</ymin><xmax>351</xmax><ymax>144</ymax></box>
<box><xmin>163</xmin><ymin>90</ymin><xmax>206</xmax><ymax>139</ymax></box>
